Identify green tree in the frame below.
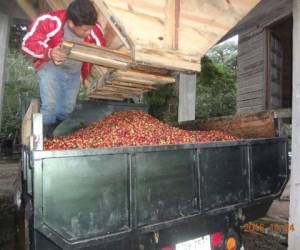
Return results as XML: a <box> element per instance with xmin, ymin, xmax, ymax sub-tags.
<box><xmin>207</xmin><ymin>41</ymin><xmax>238</xmax><ymax>69</ymax></box>
<box><xmin>0</xmin><ymin>50</ymin><xmax>38</xmax><ymax>142</ymax></box>
<box><xmin>144</xmin><ymin>41</ymin><xmax>238</xmax><ymax>121</ymax></box>
<box><xmin>196</xmin><ymin>56</ymin><xmax>236</xmax><ymax>119</ymax></box>
<box><xmin>143</xmin><ymin>84</ymin><xmax>175</xmax><ymax>121</ymax></box>
<box><xmin>9</xmin><ymin>24</ymin><xmax>27</xmax><ymax>50</ymax></box>
<box><xmin>0</xmin><ymin>23</ymin><xmax>36</xmax><ymax>141</ymax></box>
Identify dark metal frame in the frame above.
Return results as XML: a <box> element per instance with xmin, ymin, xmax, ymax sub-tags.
<box><xmin>22</xmin><ymin>137</ymin><xmax>289</xmax><ymax>250</ymax></box>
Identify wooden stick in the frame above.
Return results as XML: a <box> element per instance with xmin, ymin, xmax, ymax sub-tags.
<box><xmin>46</xmin><ymin>0</ymin><xmax>67</xmax><ymax>10</ymax></box>
<box><xmin>92</xmin><ymin>89</ymin><xmax>139</xmax><ymax>98</ymax></box>
<box><xmin>63</xmin><ymin>40</ymin><xmax>131</xmax><ymax>59</ymax></box>
<box><xmin>100</xmin><ymin>85</ymin><xmax>144</xmax><ymax>95</ymax></box>
<box><xmin>111</xmin><ymin>70</ymin><xmax>175</xmax><ymax>85</ymax></box>
<box><xmin>89</xmin><ymin>94</ymin><xmax>124</xmax><ymax>101</ymax></box>
<box><xmin>104</xmin><ymin>84</ymin><xmax>146</xmax><ymax>93</ymax></box>
<box><xmin>110</xmin><ymin>80</ymin><xmax>156</xmax><ymax>90</ymax></box>
<box><xmin>62</xmin><ymin>40</ymin><xmax>132</xmax><ymax>69</ymax></box>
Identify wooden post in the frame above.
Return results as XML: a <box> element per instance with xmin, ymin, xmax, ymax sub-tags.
<box><xmin>289</xmin><ymin>0</ymin><xmax>300</xmax><ymax>249</ymax></box>
<box><xmin>31</xmin><ymin>113</ymin><xmax>43</xmax><ymax>151</ymax></box>
<box><xmin>178</xmin><ymin>73</ymin><xmax>196</xmax><ymax>122</ymax></box>
<box><xmin>0</xmin><ymin>14</ymin><xmax>10</xmax><ymax>131</ymax></box>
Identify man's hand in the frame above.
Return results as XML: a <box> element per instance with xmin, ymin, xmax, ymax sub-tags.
<box><xmin>50</xmin><ymin>45</ymin><xmax>67</xmax><ymax>65</ymax></box>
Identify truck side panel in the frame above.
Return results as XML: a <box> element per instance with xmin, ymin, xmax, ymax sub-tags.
<box><xmin>251</xmin><ymin>141</ymin><xmax>287</xmax><ymax>198</ymax></box>
<box><xmin>25</xmin><ymin>139</ymin><xmax>288</xmax><ymax>249</ymax></box>
<box><xmin>35</xmin><ymin>154</ymin><xmax>130</xmax><ymax>243</ymax></box>
<box><xmin>135</xmin><ymin>150</ymin><xmax>197</xmax><ymax>226</ymax></box>
<box><xmin>199</xmin><ymin>145</ymin><xmax>249</xmax><ymax>211</ymax></box>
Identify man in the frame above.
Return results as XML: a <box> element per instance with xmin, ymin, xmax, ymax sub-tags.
<box><xmin>22</xmin><ymin>0</ymin><xmax>105</xmax><ymax>137</ymax></box>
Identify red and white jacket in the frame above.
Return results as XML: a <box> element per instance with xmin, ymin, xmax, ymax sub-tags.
<box><xmin>22</xmin><ymin>10</ymin><xmax>106</xmax><ymax>79</ymax></box>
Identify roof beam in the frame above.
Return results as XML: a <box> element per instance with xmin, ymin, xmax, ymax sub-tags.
<box><xmin>16</xmin><ymin>0</ymin><xmax>38</xmax><ymax>20</ymax></box>
<box><xmin>46</xmin><ymin>0</ymin><xmax>67</xmax><ymax>10</ymax></box>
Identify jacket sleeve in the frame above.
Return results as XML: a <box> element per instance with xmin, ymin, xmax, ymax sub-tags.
<box><xmin>82</xmin><ymin>22</ymin><xmax>106</xmax><ymax>80</ymax></box>
<box><xmin>22</xmin><ymin>14</ymin><xmax>62</xmax><ymax>60</ymax></box>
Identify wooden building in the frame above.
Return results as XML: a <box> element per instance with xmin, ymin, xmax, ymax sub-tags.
<box><xmin>224</xmin><ymin>0</ymin><xmax>293</xmax><ymax>113</ymax></box>
<box><xmin>223</xmin><ymin>1</ymin><xmax>300</xmax><ymax>248</ymax></box>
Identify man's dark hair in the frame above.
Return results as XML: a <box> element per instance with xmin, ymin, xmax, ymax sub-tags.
<box><xmin>67</xmin><ymin>0</ymin><xmax>98</xmax><ymax>26</ymax></box>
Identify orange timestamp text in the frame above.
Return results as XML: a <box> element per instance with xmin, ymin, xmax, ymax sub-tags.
<box><xmin>243</xmin><ymin>223</ymin><xmax>295</xmax><ymax>234</ymax></box>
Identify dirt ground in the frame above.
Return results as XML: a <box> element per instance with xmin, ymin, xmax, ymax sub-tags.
<box><xmin>242</xmin><ymin>219</ymin><xmax>288</xmax><ymax>250</ymax></box>
<box><xmin>0</xmin><ymin>158</ymin><xmax>290</xmax><ymax>250</ymax></box>
<box><xmin>243</xmin><ymin>231</ymin><xmax>287</xmax><ymax>250</ymax></box>
<box><xmin>0</xmin><ymin>158</ymin><xmax>19</xmax><ymax>250</ymax></box>
<box><xmin>243</xmin><ymin>180</ymin><xmax>290</xmax><ymax>250</ymax></box>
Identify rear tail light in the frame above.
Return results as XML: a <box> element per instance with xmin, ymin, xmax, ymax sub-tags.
<box><xmin>162</xmin><ymin>247</ymin><xmax>173</xmax><ymax>250</ymax></box>
<box><xmin>226</xmin><ymin>236</ymin><xmax>238</xmax><ymax>250</ymax></box>
<box><xmin>211</xmin><ymin>231</ymin><xmax>223</xmax><ymax>248</ymax></box>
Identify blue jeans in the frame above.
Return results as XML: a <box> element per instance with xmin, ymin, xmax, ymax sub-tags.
<box><xmin>37</xmin><ymin>63</ymin><xmax>81</xmax><ymax>125</ymax></box>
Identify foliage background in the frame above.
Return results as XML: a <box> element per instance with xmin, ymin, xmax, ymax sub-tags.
<box><xmin>196</xmin><ymin>55</ymin><xmax>236</xmax><ymax>119</ymax></box>
<box><xmin>1</xmin><ymin>50</ymin><xmax>38</xmax><ymax>142</ymax></box>
<box><xmin>0</xmin><ymin>24</ymin><xmax>38</xmax><ymax>143</ymax></box>
<box><xmin>144</xmin><ymin>41</ymin><xmax>238</xmax><ymax>121</ymax></box>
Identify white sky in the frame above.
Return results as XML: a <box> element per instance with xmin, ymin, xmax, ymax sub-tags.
<box><xmin>219</xmin><ymin>35</ymin><xmax>239</xmax><ymax>45</ymax></box>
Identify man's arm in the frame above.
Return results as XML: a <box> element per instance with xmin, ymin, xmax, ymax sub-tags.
<box><xmin>22</xmin><ymin>14</ymin><xmax>63</xmax><ymax>60</ymax></box>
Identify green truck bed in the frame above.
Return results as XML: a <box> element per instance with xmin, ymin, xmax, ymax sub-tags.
<box><xmin>21</xmin><ymin>100</ymin><xmax>289</xmax><ymax>250</ymax></box>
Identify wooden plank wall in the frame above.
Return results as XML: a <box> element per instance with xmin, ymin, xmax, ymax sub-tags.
<box><xmin>267</xmin><ymin>33</ymin><xmax>283</xmax><ymax>109</ymax></box>
<box><xmin>270</xmin><ymin>17</ymin><xmax>293</xmax><ymax>109</ymax></box>
<box><xmin>178</xmin><ymin>111</ymin><xmax>276</xmax><ymax>139</ymax></box>
<box><xmin>235</xmin><ymin>0</ymin><xmax>292</xmax><ymax>114</ymax></box>
<box><xmin>236</xmin><ymin>30</ymin><xmax>266</xmax><ymax>113</ymax></box>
